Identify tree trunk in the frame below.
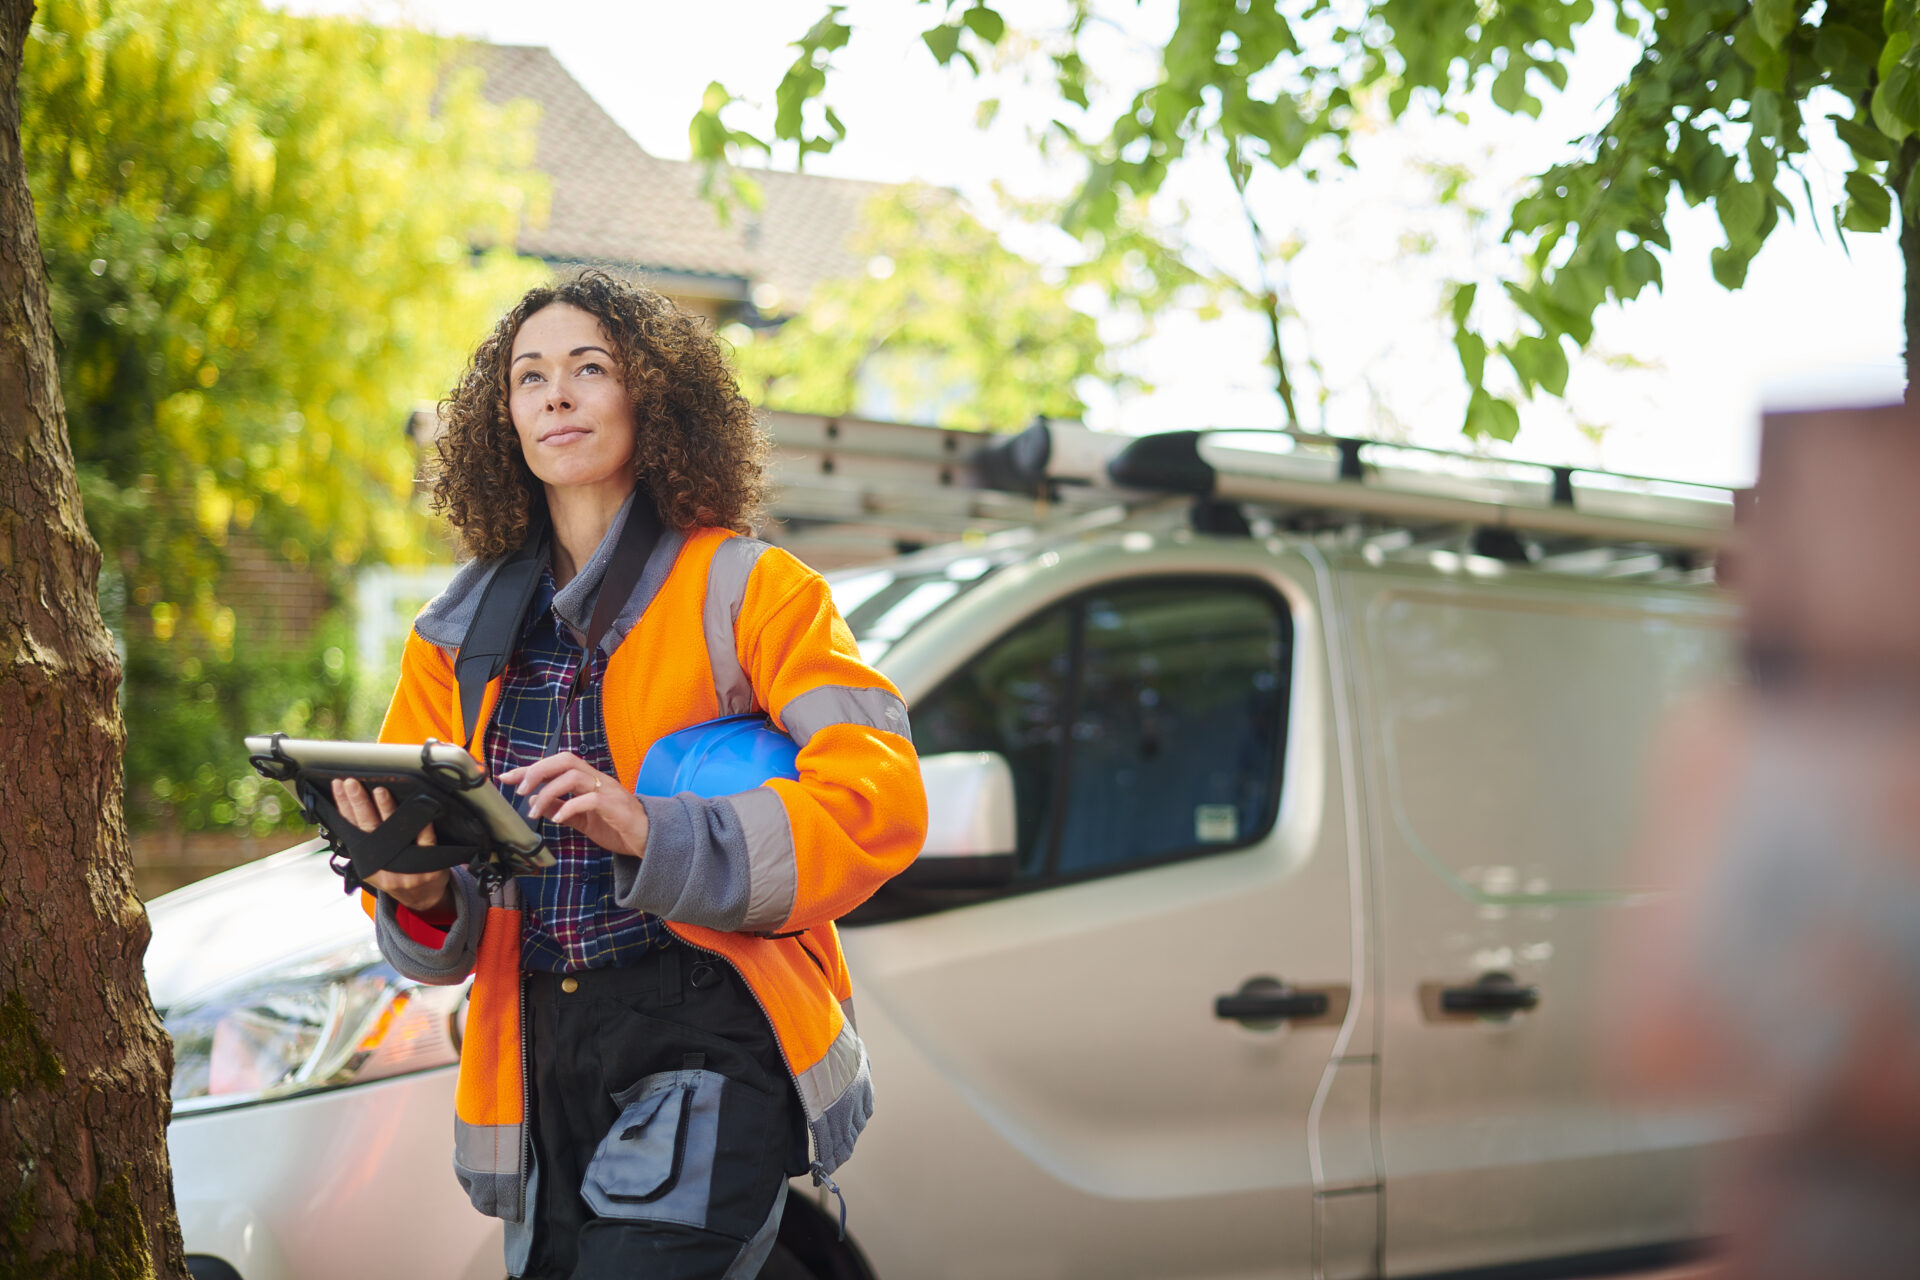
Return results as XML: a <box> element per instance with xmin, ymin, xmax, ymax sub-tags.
<box><xmin>0</xmin><ymin>0</ymin><xmax>189</xmax><ymax>1274</ymax></box>
<box><xmin>1902</xmin><ymin>138</ymin><xmax>1920</xmax><ymax>402</ymax></box>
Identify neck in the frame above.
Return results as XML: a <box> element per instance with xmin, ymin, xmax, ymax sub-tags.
<box><xmin>544</xmin><ymin>478</ymin><xmax>635</xmax><ymax>589</ymax></box>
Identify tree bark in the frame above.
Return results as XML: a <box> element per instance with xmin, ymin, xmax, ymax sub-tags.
<box><xmin>0</xmin><ymin>0</ymin><xmax>189</xmax><ymax>1274</ymax></box>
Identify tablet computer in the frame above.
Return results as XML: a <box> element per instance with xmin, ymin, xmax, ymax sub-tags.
<box><xmin>246</xmin><ymin>734</ymin><xmax>556</xmax><ymax>889</ymax></box>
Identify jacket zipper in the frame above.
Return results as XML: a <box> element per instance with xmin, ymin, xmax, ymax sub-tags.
<box><xmin>518</xmin><ymin>968</ymin><xmax>531</xmax><ymax>1223</ymax></box>
<box><xmin>669</xmin><ymin>933</ymin><xmax>806</xmax><ymax>1103</ymax></box>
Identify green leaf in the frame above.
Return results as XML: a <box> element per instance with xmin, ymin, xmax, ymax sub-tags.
<box><xmin>1842</xmin><ymin>168</ymin><xmax>1894</xmax><ymax>231</ymax></box>
<box><xmin>1517</xmin><ymin>335</ymin><xmax>1570</xmax><ymax>397</ymax></box>
<box><xmin>1878</xmin><ymin>29</ymin><xmax>1911</xmax><ymax>81</ymax></box>
<box><xmin>1454</xmin><ymin>329</ymin><xmax>1486</xmax><ymax>385</ymax></box>
<box><xmin>922</xmin><ymin>23</ymin><xmax>962</xmax><ymax>65</ymax></box>
<box><xmin>1464</xmin><ymin>388</ymin><xmax>1497</xmax><ymax>436</ymax></box>
<box><xmin>1449</xmin><ymin>281</ymin><xmax>1477</xmax><ymax>327</ymax></box>
<box><xmin>1710</xmin><ymin>245</ymin><xmax>1751</xmax><ymax>288</ymax></box>
<box><xmin>1717</xmin><ymin>181</ymin><xmax>1766</xmax><ymax>244</ymax></box>
<box><xmin>1872</xmin><ymin>61</ymin><xmax>1920</xmax><ymax>141</ymax></box>
<box><xmin>800</xmin><ymin>7</ymin><xmax>852</xmax><ymax>53</ymax></box>
<box><xmin>1907</xmin><ymin>162</ymin><xmax>1920</xmax><ymax>227</ymax></box>
<box><xmin>1754</xmin><ymin>0</ymin><xmax>1797</xmax><ymax>48</ymax></box>
<box><xmin>1833</xmin><ymin>113</ymin><xmax>1897</xmax><ymax>163</ymax></box>
<box><xmin>1489</xmin><ymin>397</ymin><xmax>1521</xmax><ymax>441</ymax></box>
<box><xmin>1491</xmin><ymin>60</ymin><xmax>1530</xmax><ymax>114</ymax></box>
<box><xmin>1624</xmin><ymin>245</ymin><xmax>1662</xmax><ymax>292</ymax></box>
<box><xmin>1733</xmin><ymin>16</ymin><xmax>1789</xmax><ymax>89</ymax></box>
<box><xmin>1056</xmin><ymin>51</ymin><xmax>1089</xmax><ymax>109</ymax></box>
<box><xmin>962</xmin><ymin>5</ymin><xmax>1005</xmax><ymax>43</ymax></box>
<box><xmin>1463</xmin><ymin>389</ymin><xmax>1522</xmax><ymax>441</ymax></box>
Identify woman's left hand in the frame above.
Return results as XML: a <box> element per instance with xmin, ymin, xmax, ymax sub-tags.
<box><xmin>500</xmin><ymin>752</ymin><xmax>650</xmax><ymax>859</ymax></box>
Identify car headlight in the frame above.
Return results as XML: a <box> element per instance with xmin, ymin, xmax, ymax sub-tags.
<box><xmin>164</xmin><ymin>935</ymin><xmax>465</xmax><ymax>1115</ymax></box>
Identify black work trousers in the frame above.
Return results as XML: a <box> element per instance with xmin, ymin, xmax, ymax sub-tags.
<box><xmin>522</xmin><ymin>943</ymin><xmax>809</xmax><ymax>1280</ymax></box>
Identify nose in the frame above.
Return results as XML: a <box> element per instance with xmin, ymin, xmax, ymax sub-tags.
<box><xmin>545</xmin><ymin>382</ymin><xmax>572</xmax><ymax>412</ymax></box>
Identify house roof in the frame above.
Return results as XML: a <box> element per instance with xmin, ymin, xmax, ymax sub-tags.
<box><xmin>473</xmin><ymin>44</ymin><xmax>891</xmax><ymax>308</ymax></box>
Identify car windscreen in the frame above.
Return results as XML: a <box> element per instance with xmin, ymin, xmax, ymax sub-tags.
<box><xmin>828</xmin><ymin>552</ymin><xmax>1005</xmax><ymax>663</ymax></box>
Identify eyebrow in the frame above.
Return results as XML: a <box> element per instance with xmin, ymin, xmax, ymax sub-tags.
<box><xmin>511</xmin><ymin>345</ymin><xmax>616</xmax><ymax>365</ymax></box>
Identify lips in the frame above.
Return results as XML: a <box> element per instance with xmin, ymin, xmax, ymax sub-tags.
<box><xmin>538</xmin><ymin>426</ymin><xmax>591</xmax><ymax>446</ymax></box>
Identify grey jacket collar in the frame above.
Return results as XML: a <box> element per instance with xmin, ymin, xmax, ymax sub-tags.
<box><xmin>414</xmin><ymin>491</ymin><xmax>687</xmax><ymax>655</ymax></box>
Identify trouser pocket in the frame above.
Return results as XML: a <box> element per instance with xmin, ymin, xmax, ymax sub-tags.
<box><xmin>581</xmin><ymin>1060</ymin><xmax>726</xmax><ymax>1229</ymax></box>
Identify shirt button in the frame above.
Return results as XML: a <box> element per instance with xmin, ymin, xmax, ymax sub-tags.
<box><xmin>560</xmin><ymin>976</ymin><xmax>579</xmax><ymax>994</ymax></box>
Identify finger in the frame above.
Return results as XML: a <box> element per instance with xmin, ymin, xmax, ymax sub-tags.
<box><xmin>524</xmin><ymin>767</ymin><xmax>578</xmax><ymax>818</ymax></box>
<box><xmin>336</xmin><ymin>777</ymin><xmax>377</xmax><ymax>832</ymax></box>
<box><xmin>530</xmin><ymin>767</ymin><xmax>606</xmax><ymax>819</ymax></box>
<box><xmin>510</xmin><ymin>752</ymin><xmax>587</xmax><ymax>795</ymax></box>
<box><xmin>418</xmin><ymin>820</ymin><xmax>437</xmax><ymax>847</ymax></box>
<box><xmin>371</xmin><ymin>786</ymin><xmax>397</xmax><ymax>822</ymax></box>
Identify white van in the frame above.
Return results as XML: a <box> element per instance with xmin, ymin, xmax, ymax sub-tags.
<box><xmin>150</xmin><ymin>422</ymin><xmax>1737</xmax><ymax>1280</ymax></box>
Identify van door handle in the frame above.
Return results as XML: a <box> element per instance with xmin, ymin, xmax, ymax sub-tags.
<box><xmin>1420</xmin><ymin>972</ymin><xmax>1540</xmax><ymax>1021</ymax></box>
<box><xmin>1214</xmin><ymin>976</ymin><xmax>1348</xmax><ymax>1029</ymax></box>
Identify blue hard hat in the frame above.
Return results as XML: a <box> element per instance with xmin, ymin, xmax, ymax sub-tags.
<box><xmin>634</xmin><ymin>713</ymin><xmax>800</xmax><ymax>798</ymax></box>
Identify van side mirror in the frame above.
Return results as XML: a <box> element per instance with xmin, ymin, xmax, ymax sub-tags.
<box><xmin>899</xmin><ymin>752</ymin><xmax>1017</xmax><ymax>890</ymax></box>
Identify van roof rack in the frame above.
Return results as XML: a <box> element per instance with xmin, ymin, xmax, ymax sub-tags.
<box><xmin>763</xmin><ymin>412</ymin><xmax>1739</xmax><ymax>560</ymax></box>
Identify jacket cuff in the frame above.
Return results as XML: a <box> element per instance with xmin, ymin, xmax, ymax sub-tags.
<box><xmin>373</xmin><ymin>866</ymin><xmax>484</xmax><ymax>984</ymax></box>
<box><xmin>612</xmin><ymin>793</ymin><xmax>755</xmax><ymax>931</ymax></box>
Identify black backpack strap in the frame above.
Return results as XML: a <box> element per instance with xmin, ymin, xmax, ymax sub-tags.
<box><xmin>455</xmin><ymin>508</ymin><xmax>552</xmax><ymax>748</ymax></box>
<box><xmin>544</xmin><ymin>494</ymin><xmax>664</xmax><ymax>754</ymax></box>
<box><xmin>583</xmin><ymin>492</ymin><xmax>663</xmax><ymax>663</ymax></box>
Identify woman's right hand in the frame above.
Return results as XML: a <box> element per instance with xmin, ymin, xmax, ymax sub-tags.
<box><xmin>330</xmin><ymin>777</ymin><xmax>453</xmax><ymax>916</ymax></box>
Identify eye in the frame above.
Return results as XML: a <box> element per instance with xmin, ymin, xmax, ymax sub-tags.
<box><xmin>577</xmin><ymin>361</ymin><xmax>605</xmax><ymax>376</ymax></box>
<box><xmin>516</xmin><ymin>368</ymin><xmax>545</xmax><ymax>386</ymax></box>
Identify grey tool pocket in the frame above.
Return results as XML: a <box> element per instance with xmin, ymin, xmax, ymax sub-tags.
<box><xmin>582</xmin><ymin>1063</ymin><xmax>725</xmax><ymax>1228</ymax></box>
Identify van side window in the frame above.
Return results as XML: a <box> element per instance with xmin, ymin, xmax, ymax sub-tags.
<box><xmin>909</xmin><ymin>606</ymin><xmax>1071</xmax><ymax>878</ymax></box>
<box><xmin>1053</xmin><ymin>583</ymin><xmax>1290</xmax><ymax>876</ymax></box>
<box><xmin>911</xmin><ymin>576</ymin><xmax>1291</xmax><ymax>892</ymax></box>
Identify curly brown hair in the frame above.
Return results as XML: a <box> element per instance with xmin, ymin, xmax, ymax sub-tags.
<box><xmin>431</xmin><ymin>270</ymin><xmax>769</xmax><ymax>560</ymax></box>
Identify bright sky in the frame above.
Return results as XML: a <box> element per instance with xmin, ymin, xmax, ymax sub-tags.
<box><xmin>302</xmin><ymin>0</ymin><xmax>1905</xmax><ymax>487</ymax></box>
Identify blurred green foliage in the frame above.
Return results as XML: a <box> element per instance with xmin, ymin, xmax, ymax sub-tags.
<box><xmin>25</xmin><ymin>0</ymin><xmax>546</xmax><ymax>833</ymax></box>
<box><xmin>730</xmin><ymin>185</ymin><xmax>1118</xmax><ymax>428</ymax></box>
<box><xmin>703</xmin><ymin>0</ymin><xmax>1920</xmax><ymax>439</ymax></box>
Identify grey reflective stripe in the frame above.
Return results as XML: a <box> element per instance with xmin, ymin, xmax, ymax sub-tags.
<box><xmin>704</xmin><ymin>537</ymin><xmax>773</xmax><ymax>716</ymax></box>
<box><xmin>781</xmin><ymin>684</ymin><xmax>912</xmax><ymax>749</ymax></box>
<box><xmin>729</xmin><ymin>786</ymin><xmax>797</xmax><ymax>932</ymax></box>
<box><xmin>803</xmin><ymin>1025</ymin><xmax>873</xmax><ymax>1174</ymax></box>
<box><xmin>793</xmin><ymin>1020</ymin><xmax>865</xmax><ymax>1123</ymax></box>
<box><xmin>839</xmin><ymin>997</ymin><xmax>858</xmax><ymax>1032</ymax></box>
<box><xmin>453</xmin><ymin>1119</ymin><xmax>526</xmax><ymax>1221</ymax></box>
<box><xmin>454</xmin><ymin>1118</ymin><xmax>524</xmax><ymax>1173</ymax></box>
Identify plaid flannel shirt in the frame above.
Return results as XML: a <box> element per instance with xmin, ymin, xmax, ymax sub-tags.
<box><xmin>485</xmin><ymin>570</ymin><xmax>673</xmax><ymax>972</ymax></box>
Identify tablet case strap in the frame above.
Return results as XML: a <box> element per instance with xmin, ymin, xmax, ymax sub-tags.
<box><xmin>456</xmin><ymin>508</ymin><xmax>552</xmax><ymax>750</ymax></box>
<box><xmin>350</xmin><ymin>789</ymin><xmax>450</xmax><ymax>871</ymax></box>
<box><xmin>302</xmin><ymin>781</ymin><xmax>482</xmax><ymax>894</ymax></box>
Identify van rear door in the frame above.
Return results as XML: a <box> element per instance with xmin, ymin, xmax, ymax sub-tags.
<box><xmin>1348</xmin><ymin>568</ymin><xmax>1733</xmax><ymax>1276</ymax></box>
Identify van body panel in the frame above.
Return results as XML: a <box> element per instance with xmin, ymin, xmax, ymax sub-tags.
<box><xmin>839</xmin><ymin>533</ymin><xmax>1365</xmax><ymax>1278</ymax></box>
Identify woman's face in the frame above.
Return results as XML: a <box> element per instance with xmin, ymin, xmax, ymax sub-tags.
<box><xmin>507</xmin><ymin>303</ymin><xmax>638</xmax><ymax>497</ymax></box>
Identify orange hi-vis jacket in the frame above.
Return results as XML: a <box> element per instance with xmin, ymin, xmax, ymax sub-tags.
<box><xmin>365</xmin><ymin>518</ymin><xmax>926</xmax><ymax>1245</ymax></box>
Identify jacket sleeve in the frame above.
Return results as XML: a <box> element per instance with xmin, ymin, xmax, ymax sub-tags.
<box><xmin>359</xmin><ymin>626</ymin><xmax>487</xmax><ymax>981</ymax></box>
<box><xmin>617</xmin><ymin>546</ymin><xmax>926</xmax><ymax>933</ymax></box>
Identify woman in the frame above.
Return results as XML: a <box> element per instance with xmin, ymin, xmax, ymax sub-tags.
<box><xmin>330</xmin><ymin>271</ymin><xmax>926</xmax><ymax>1279</ymax></box>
